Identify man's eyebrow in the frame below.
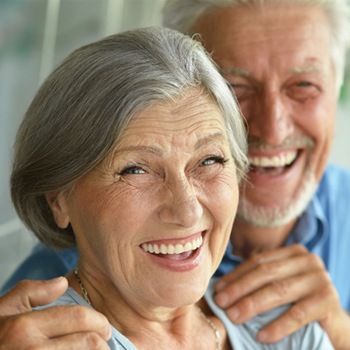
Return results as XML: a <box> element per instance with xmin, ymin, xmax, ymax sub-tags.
<box><xmin>220</xmin><ymin>64</ymin><xmax>322</xmax><ymax>77</ymax></box>
<box><xmin>219</xmin><ymin>67</ymin><xmax>250</xmax><ymax>77</ymax></box>
<box><xmin>291</xmin><ymin>64</ymin><xmax>321</xmax><ymax>75</ymax></box>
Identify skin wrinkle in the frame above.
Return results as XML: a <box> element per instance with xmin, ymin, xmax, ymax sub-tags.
<box><xmin>193</xmin><ymin>3</ymin><xmax>337</xmax><ymax>240</ymax></box>
<box><xmin>48</xmin><ymin>89</ymin><xmax>239</xmax><ymax>345</ymax></box>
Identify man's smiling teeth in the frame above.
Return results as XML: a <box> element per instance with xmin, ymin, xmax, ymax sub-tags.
<box><xmin>249</xmin><ymin>151</ymin><xmax>297</xmax><ymax>167</ymax></box>
<box><xmin>141</xmin><ymin>236</ymin><xmax>203</xmax><ymax>255</ymax></box>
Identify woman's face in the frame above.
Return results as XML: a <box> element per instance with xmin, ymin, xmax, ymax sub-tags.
<box><xmin>50</xmin><ymin>90</ymin><xmax>239</xmax><ymax>309</ymax></box>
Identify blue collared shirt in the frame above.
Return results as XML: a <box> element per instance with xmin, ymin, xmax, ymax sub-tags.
<box><xmin>2</xmin><ymin>164</ymin><xmax>350</xmax><ymax>310</ymax></box>
<box><xmin>215</xmin><ymin>164</ymin><xmax>350</xmax><ymax>310</ymax></box>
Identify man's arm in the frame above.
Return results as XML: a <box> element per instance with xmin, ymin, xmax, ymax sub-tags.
<box><xmin>1</xmin><ymin>243</ymin><xmax>77</xmax><ymax>295</ymax></box>
<box><xmin>214</xmin><ymin>244</ymin><xmax>350</xmax><ymax>349</ymax></box>
<box><xmin>0</xmin><ymin>277</ymin><xmax>111</xmax><ymax>349</ymax></box>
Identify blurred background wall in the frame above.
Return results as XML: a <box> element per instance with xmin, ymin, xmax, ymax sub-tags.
<box><xmin>1</xmin><ymin>0</ymin><xmax>349</xmax><ymax>287</ymax></box>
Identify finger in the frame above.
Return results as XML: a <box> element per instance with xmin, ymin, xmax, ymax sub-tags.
<box><xmin>0</xmin><ymin>331</ymin><xmax>110</xmax><ymax>350</ymax></box>
<box><xmin>33</xmin><ymin>305</ymin><xmax>111</xmax><ymax>340</ymax></box>
<box><xmin>255</xmin><ymin>291</ymin><xmax>336</xmax><ymax>344</ymax></box>
<box><xmin>0</xmin><ymin>277</ymin><xmax>68</xmax><ymax>316</ymax></box>
<box><xmin>215</xmin><ymin>244</ymin><xmax>308</xmax><ymax>291</ymax></box>
<box><xmin>215</xmin><ymin>253</ymin><xmax>324</xmax><ymax>309</ymax></box>
<box><xmin>0</xmin><ymin>306</ymin><xmax>111</xmax><ymax>348</ymax></box>
<box><xmin>40</xmin><ymin>332</ymin><xmax>110</xmax><ymax>350</ymax></box>
<box><xmin>256</xmin><ymin>303</ymin><xmax>309</xmax><ymax>343</ymax></box>
<box><xmin>223</xmin><ymin>269</ymin><xmax>334</xmax><ymax>324</ymax></box>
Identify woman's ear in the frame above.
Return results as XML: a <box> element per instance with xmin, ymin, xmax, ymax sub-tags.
<box><xmin>45</xmin><ymin>191</ymin><xmax>70</xmax><ymax>229</ymax></box>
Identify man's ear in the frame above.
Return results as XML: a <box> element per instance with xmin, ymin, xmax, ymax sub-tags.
<box><xmin>45</xmin><ymin>191</ymin><xmax>70</xmax><ymax>229</ymax></box>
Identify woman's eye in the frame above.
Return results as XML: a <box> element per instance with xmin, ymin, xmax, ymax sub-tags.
<box><xmin>200</xmin><ymin>156</ymin><xmax>228</xmax><ymax>167</ymax></box>
<box><xmin>118</xmin><ymin>166</ymin><xmax>145</xmax><ymax>175</ymax></box>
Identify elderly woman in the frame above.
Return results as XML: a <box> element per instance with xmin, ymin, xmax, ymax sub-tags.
<box><xmin>10</xmin><ymin>27</ymin><xmax>332</xmax><ymax>349</ymax></box>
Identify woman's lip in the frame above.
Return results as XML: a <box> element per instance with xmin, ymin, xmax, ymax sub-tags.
<box><xmin>141</xmin><ymin>241</ymin><xmax>204</xmax><ymax>272</ymax></box>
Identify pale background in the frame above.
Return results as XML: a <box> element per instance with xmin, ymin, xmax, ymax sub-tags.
<box><xmin>1</xmin><ymin>0</ymin><xmax>349</xmax><ymax>287</ymax></box>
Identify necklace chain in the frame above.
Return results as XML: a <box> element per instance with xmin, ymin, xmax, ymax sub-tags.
<box><xmin>74</xmin><ymin>268</ymin><xmax>91</xmax><ymax>306</ymax></box>
<box><xmin>196</xmin><ymin>306</ymin><xmax>223</xmax><ymax>350</ymax></box>
<box><xmin>74</xmin><ymin>268</ymin><xmax>222</xmax><ymax>350</ymax></box>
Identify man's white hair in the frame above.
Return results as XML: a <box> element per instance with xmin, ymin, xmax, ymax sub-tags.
<box><xmin>163</xmin><ymin>0</ymin><xmax>350</xmax><ymax>94</ymax></box>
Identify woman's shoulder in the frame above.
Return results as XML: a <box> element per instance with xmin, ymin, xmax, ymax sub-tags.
<box><xmin>205</xmin><ymin>278</ymin><xmax>334</xmax><ymax>349</ymax></box>
<box><xmin>34</xmin><ymin>287</ymin><xmax>138</xmax><ymax>350</ymax></box>
<box><xmin>33</xmin><ymin>287</ymin><xmax>87</xmax><ymax>310</ymax></box>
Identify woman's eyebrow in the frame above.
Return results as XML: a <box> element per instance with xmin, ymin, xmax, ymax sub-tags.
<box><xmin>195</xmin><ymin>132</ymin><xmax>226</xmax><ymax>150</ymax></box>
<box><xmin>113</xmin><ymin>145</ymin><xmax>163</xmax><ymax>157</ymax></box>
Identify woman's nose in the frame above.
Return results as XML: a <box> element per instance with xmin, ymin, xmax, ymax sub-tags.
<box><xmin>158</xmin><ymin>175</ymin><xmax>203</xmax><ymax>228</ymax></box>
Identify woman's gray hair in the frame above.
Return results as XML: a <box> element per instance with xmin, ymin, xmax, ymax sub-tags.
<box><xmin>11</xmin><ymin>26</ymin><xmax>248</xmax><ymax>249</ymax></box>
<box><xmin>163</xmin><ymin>0</ymin><xmax>350</xmax><ymax>93</ymax></box>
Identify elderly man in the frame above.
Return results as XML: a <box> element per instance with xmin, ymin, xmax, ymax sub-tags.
<box><xmin>1</xmin><ymin>0</ymin><xmax>350</xmax><ymax>348</ymax></box>
<box><xmin>162</xmin><ymin>0</ymin><xmax>350</xmax><ymax>348</ymax></box>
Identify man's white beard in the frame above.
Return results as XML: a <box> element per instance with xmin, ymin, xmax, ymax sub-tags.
<box><xmin>237</xmin><ymin>169</ymin><xmax>318</xmax><ymax>227</ymax></box>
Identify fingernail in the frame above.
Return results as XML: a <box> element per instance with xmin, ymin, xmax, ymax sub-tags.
<box><xmin>215</xmin><ymin>280</ymin><xmax>226</xmax><ymax>291</ymax></box>
<box><xmin>107</xmin><ymin>325</ymin><xmax>112</xmax><ymax>340</ymax></box>
<box><xmin>214</xmin><ymin>292</ymin><xmax>229</xmax><ymax>308</ymax></box>
<box><xmin>257</xmin><ymin>330</ymin><xmax>268</xmax><ymax>342</ymax></box>
<box><xmin>48</xmin><ymin>276</ymin><xmax>65</xmax><ymax>283</ymax></box>
<box><xmin>227</xmin><ymin>307</ymin><xmax>240</xmax><ymax>321</ymax></box>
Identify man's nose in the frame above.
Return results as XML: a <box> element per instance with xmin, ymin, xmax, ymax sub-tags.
<box><xmin>248</xmin><ymin>90</ymin><xmax>294</xmax><ymax>145</ymax></box>
<box><xmin>158</xmin><ymin>175</ymin><xmax>203</xmax><ymax>228</ymax></box>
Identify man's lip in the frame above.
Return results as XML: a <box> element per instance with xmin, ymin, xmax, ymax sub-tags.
<box><xmin>246</xmin><ymin>149</ymin><xmax>305</xmax><ymax>184</ymax></box>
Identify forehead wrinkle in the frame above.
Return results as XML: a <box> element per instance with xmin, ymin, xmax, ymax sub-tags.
<box><xmin>169</xmin><ymin>89</ymin><xmax>216</xmax><ymax>116</ymax></box>
<box><xmin>113</xmin><ymin>132</ymin><xmax>227</xmax><ymax>159</ymax></box>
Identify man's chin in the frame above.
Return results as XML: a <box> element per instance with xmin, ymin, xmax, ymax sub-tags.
<box><xmin>237</xmin><ymin>173</ymin><xmax>318</xmax><ymax>228</ymax></box>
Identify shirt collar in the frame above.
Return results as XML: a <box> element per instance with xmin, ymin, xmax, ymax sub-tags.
<box><xmin>221</xmin><ymin>192</ymin><xmax>328</xmax><ymax>269</ymax></box>
<box><xmin>285</xmin><ymin>194</ymin><xmax>328</xmax><ymax>251</ymax></box>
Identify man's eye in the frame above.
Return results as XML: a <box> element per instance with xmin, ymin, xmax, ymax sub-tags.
<box><xmin>288</xmin><ymin>81</ymin><xmax>319</xmax><ymax>101</ymax></box>
<box><xmin>118</xmin><ymin>166</ymin><xmax>145</xmax><ymax>175</ymax></box>
<box><xmin>200</xmin><ymin>156</ymin><xmax>228</xmax><ymax>167</ymax></box>
<box><xmin>297</xmin><ymin>81</ymin><xmax>312</xmax><ymax>87</ymax></box>
<box><xmin>230</xmin><ymin>84</ymin><xmax>254</xmax><ymax>101</ymax></box>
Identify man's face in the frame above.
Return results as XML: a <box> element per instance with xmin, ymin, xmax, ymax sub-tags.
<box><xmin>194</xmin><ymin>3</ymin><xmax>338</xmax><ymax>226</ymax></box>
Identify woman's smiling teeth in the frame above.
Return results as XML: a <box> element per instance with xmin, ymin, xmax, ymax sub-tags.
<box><xmin>141</xmin><ymin>236</ymin><xmax>203</xmax><ymax>255</ymax></box>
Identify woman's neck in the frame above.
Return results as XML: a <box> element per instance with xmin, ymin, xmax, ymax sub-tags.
<box><xmin>67</xmin><ymin>271</ymin><xmax>230</xmax><ymax>349</ymax></box>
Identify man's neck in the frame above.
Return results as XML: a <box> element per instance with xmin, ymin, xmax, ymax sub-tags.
<box><xmin>231</xmin><ymin>218</ymin><xmax>297</xmax><ymax>259</ymax></box>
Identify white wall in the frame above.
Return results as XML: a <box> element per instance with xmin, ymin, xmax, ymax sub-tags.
<box><xmin>1</xmin><ymin>0</ymin><xmax>350</xmax><ymax>287</ymax></box>
<box><xmin>0</xmin><ymin>0</ymin><xmax>166</xmax><ymax>287</ymax></box>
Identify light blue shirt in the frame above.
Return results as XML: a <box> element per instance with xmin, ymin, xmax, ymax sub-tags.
<box><xmin>216</xmin><ymin>164</ymin><xmax>350</xmax><ymax>311</ymax></box>
<box><xmin>2</xmin><ymin>164</ymin><xmax>350</xmax><ymax>312</ymax></box>
<box><xmin>36</xmin><ymin>280</ymin><xmax>333</xmax><ymax>349</ymax></box>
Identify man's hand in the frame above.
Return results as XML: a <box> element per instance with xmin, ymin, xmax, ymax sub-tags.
<box><xmin>214</xmin><ymin>244</ymin><xmax>350</xmax><ymax>349</ymax></box>
<box><xmin>0</xmin><ymin>277</ymin><xmax>111</xmax><ymax>349</ymax></box>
